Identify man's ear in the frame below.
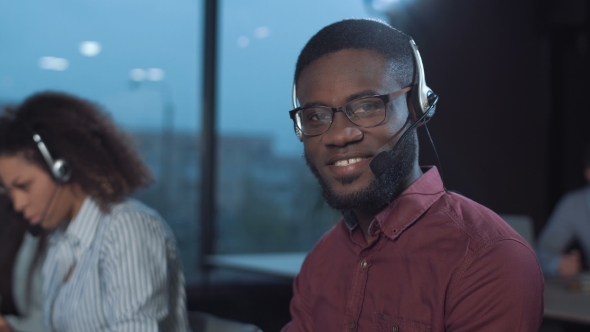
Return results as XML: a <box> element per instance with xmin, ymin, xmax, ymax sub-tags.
<box><xmin>406</xmin><ymin>96</ymin><xmax>424</xmax><ymax>127</ymax></box>
<box><xmin>584</xmin><ymin>167</ymin><xmax>590</xmax><ymax>184</ymax></box>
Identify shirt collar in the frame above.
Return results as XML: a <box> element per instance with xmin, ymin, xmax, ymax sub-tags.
<box><xmin>50</xmin><ymin>197</ymin><xmax>103</xmax><ymax>254</ymax></box>
<box><xmin>342</xmin><ymin>166</ymin><xmax>446</xmax><ymax>240</ymax></box>
<box><xmin>342</xmin><ymin>209</ymin><xmax>358</xmax><ymax>230</ymax></box>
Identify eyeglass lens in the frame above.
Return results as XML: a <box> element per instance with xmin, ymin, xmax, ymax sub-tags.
<box><xmin>298</xmin><ymin>97</ymin><xmax>386</xmax><ymax>135</ymax></box>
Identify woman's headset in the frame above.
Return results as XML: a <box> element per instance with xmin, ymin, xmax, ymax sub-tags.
<box><xmin>32</xmin><ymin>132</ymin><xmax>71</xmax><ymax>183</ymax></box>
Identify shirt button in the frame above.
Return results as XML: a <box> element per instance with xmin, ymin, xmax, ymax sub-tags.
<box><xmin>359</xmin><ymin>260</ymin><xmax>368</xmax><ymax>268</ymax></box>
<box><xmin>392</xmin><ymin>326</ymin><xmax>399</xmax><ymax>332</ymax></box>
<box><xmin>348</xmin><ymin>322</ymin><xmax>356</xmax><ymax>330</ymax></box>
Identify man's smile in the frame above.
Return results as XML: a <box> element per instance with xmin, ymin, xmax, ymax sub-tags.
<box><xmin>333</xmin><ymin>157</ymin><xmax>366</xmax><ymax>167</ymax></box>
<box><xmin>326</xmin><ymin>155</ymin><xmax>373</xmax><ymax>180</ymax></box>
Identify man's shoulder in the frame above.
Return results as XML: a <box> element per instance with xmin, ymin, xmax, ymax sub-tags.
<box><xmin>432</xmin><ymin>192</ymin><xmax>541</xmax><ymax>286</ymax></box>
<box><xmin>432</xmin><ymin>191</ymin><xmax>530</xmax><ymax>249</ymax></box>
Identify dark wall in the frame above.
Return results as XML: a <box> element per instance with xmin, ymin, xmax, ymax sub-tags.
<box><xmin>545</xmin><ymin>0</ymin><xmax>590</xmax><ymax>210</ymax></box>
<box><xmin>387</xmin><ymin>0</ymin><xmax>589</xmax><ymax>234</ymax></box>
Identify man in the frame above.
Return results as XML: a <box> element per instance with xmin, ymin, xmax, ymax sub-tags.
<box><xmin>537</xmin><ymin>146</ymin><xmax>590</xmax><ymax>277</ymax></box>
<box><xmin>282</xmin><ymin>19</ymin><xmax>543</xmax><ymax>331</ymax></box>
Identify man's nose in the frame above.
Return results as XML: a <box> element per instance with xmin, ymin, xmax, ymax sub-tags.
<box><xmin>321</xmin><ymin>112</ymin><xmax>363</xmax><ymax>146</ymax></box>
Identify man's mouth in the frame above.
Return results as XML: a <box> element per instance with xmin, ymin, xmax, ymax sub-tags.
<box><xmin>333</xmin><ymin>157</ymin><xmax>367</xmax><ymax>167</ymax></box>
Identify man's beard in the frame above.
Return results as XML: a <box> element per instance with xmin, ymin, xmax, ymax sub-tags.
<box><xmin>305</xmin><ymin>130</ymin><xmax>417</xmax><ymax>214</ymax></box>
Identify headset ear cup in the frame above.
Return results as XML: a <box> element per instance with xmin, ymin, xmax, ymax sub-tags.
<box><xmin>409</xmin><ymin>39</ymin><xmax>437</xmax><ymax>126</ymax></box>
<box><xmin>51</xmin><ymin>159</ymin><xmax>71</xmax><ymax>183</ymax></box>
<box><xmin>425</xmin><ymin>92</ymin><xmax>438</xmax><ymax>120</ymax></box>
<box><xmin>408</xmin><ymin>89</ymin><xmax>437</xmax><ymax>127</ymax></box>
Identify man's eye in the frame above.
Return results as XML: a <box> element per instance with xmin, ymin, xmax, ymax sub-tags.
<box><xmin>354</xmin><ymin>102</ymin><xmax>380</xmax><ymax>113</ymax></box>
<box><xmin>310</xmin><ymin>113</ymin><xmax>329</xmax><ymax>122</ymax></box>
<box><xmin>303</xmin><ymin>109</ymin><xmax>331</xmax><ymax>123</ymax></box>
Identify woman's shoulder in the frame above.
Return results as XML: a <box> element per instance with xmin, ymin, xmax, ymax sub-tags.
<box><xmin>101</xmin><ymin>199</ymin><xmax>173</xmax><ymax>241</ymax></box>
<box><xmin>110</xmin><ymin>198</ymin><xmax>159</xmax><ymax>217</ymax></box>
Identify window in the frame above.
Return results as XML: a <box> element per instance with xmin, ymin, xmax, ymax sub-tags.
<box><xmin>0</xmin><ymin>0</ymin><xmax>384</xmax><ymax>282</ymax></box>
<box><xmin>217</xmin><ymin>0</ymin><xmax>382</xmax><ymax>254</ymax></box>
<box><xmin>0</xmin><ymin>0</ymin><xmax>202</xmax><ymax>281</ymax></box>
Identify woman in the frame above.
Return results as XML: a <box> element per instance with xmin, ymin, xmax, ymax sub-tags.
<box><xmin>0</xmin><ymin>194</ymin><xmax>45</xmax><ymax>332</ymax></box>
<box><xmin>0</xmin><ymin>92</ymin><xmax>188</xmax><ymax>332</ymax></box>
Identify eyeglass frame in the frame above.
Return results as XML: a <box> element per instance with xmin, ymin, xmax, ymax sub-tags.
<box><xmin>289</xmin><ymin>87</ymin><xmax>411</xmax><ymax>137</ymax></box>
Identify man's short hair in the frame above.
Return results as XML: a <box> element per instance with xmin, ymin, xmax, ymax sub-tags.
<box><xmin>585</xmin><ymin>143</ymin><xmax>590</xmax><ymax>168</ymax></box>
<box><xmin>294</xmin><ymin>19</ymin><xmax>415</xmax><ymax>88</ymax></box>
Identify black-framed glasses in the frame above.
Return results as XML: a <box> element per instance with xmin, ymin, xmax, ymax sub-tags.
<box><xmin>289</xmin><ymin>87</ymin><xmax>411</xmax><ymax>137</ymax></box>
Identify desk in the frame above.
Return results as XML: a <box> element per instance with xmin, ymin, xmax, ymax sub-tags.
<box><xmin>544</xmin><ymin>278</ymin><xmax>590</xmax><ymax>324</ymax></box>
<box><xmin>206</xmin><ymin>252</ymin><xmax>306</xmax><ymax>278</ymax></box>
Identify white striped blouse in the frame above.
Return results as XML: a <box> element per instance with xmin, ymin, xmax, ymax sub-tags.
<box><xmin>42</xmin><ymin>197</ymin><xmax>189</xmax><ymax>332</ymax></box>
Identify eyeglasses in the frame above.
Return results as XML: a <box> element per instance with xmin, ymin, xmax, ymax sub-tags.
<box><xmin>289</xmin><ymin>87</ymin><xmax>411</xmax><ymax>137</ymax></box>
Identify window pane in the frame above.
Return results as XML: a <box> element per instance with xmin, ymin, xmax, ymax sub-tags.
<box><xmin>0</xmin><ymin>0</ymin><xmax>202</xmax><ymax>281</ymax></box>
<box><xmin>217</xmin><ymin>1</ymin><xmax>383</xmax><ymax>254</ymax></box>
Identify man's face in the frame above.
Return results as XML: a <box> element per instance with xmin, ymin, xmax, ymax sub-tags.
<box><xmin>298</xmin><ymin>49</ymin><xmax>417</xmax><ymax>211</ymax></box>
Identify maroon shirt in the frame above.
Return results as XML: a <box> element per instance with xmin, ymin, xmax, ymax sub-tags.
<box><xmin>283</xmin><ymin>167</ymin><xmax>544</xmax><ymax>332</ymax></box>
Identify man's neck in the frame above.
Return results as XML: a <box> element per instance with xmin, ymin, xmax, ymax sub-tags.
<box><xmin>354</xmin><ymin>210</ymin><xmax>377</xmax><ymax>243</ymax></box>
<box><xmin>354</xmin><ymin>164</ymin><xmax>423</xmax><ymax>243</ymax></box>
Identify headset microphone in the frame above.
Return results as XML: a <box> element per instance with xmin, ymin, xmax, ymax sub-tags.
<box><xmin>369</xmin><ymin>101</ymin><xmax>436</xmax><ymax>178</ymax></box>
<box><xmin>369</xmin><ymin>39</ymin><xmax>438</xmax><ymax>178</ymax></box>
<box><xmin>28</xmin><ymin>223</ymin><xmax>43</xmax><ymax>236</ymax></box>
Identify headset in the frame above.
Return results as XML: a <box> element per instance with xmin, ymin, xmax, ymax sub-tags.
<box><xmin>291</xmin><ymin>39</ymin><xmax>438</xmax><ymax>141</ymax></box>
<box><xmin>32</xmin><ymin>132</ymin><xmax>71</xmax><ymax>183</ymax></box>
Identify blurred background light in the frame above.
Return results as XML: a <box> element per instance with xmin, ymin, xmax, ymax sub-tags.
<box><xmin>79</xmin><ymin>41</ymin><xmax>102</xmax><ymax>57</ymax></box>
<box><xmin>147</xmin><ymin>68</ymin><xmax>165</xmax><ymax>81</ymax></box>
<box><xmin>38</xmin><ymin>56</ymin><xmax>69</xmax><ymax>71</ymax></box>
<box><xmin>237</xmin><ymin>36</ymin><xmax>249</xmax><ymax>48</ymax></box>
<box><xmin>254</xmin><ymin>26</ymin><xmax>270</xmax><ymax>39</ymax></box>
<box><xmin>129</xmin><ymin>68</ymin><xmax>147</xmax><ymax>81</ymax></box>
<box><xmin>368</xmin><ymin>0</ymin><xmax>402</xmax><ymax>12</ymax></box>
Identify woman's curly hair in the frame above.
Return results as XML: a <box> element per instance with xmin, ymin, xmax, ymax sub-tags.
<box><xmin>0</xmin><ymin>91</ymin><xmax>154</xmax><ymax>211</ymax></box>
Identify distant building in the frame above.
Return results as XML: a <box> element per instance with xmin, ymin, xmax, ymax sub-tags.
<box><xmin>129</xmin><ymin>130</ymin><xmax>336</xmax><ymax>281</ymax></box>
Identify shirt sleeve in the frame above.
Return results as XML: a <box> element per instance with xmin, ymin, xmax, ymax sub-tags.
<box><xmin>4</xmin><ymin>233</ymin><xmax>44</xmax><ymax>332</ymax></box>
<box><xmin>445</xmin><ymin>239</ymin><xmax>544</xmax><ymax>332</ymax></box>
<box><xmin>101</xmin><ymin>210</ymin><xmax>172</xmax><ymax>332</ymax></box>
<box><xmin>4</xmin><ymin>309</ymin><xmax>44</xmax><ymax>332</ymax></box>
<box><xmin>537</xmin><ymin>193</ymin><xmax>579</xmax><ymax>275</ymax></box>
<box><xmin>281</xmin><ymin>256</ymin><xmax>314</xmax><ymax>332</ymax></box>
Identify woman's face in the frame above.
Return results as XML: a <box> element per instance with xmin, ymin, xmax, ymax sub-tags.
<box><xmin>0</xmin><ymin>153</ymin><xmax>85</xmax><ymax>230</ymax></box>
